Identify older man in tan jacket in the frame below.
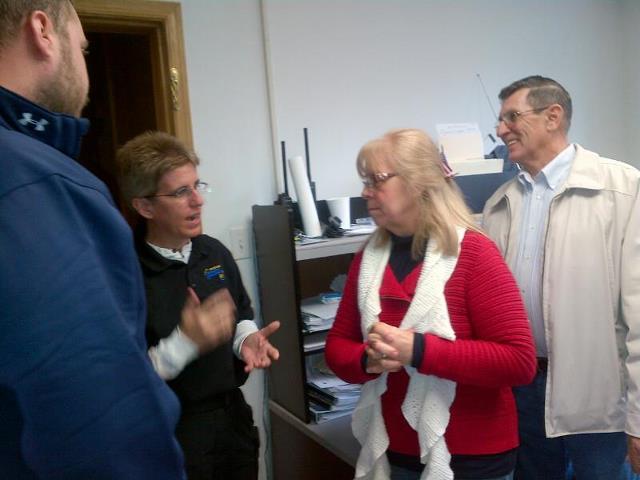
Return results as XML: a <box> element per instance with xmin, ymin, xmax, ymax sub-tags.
<box><xmin>483</xmin><ymin>75</ymin><xmax>640</xmax><ymax>479</ymax></box>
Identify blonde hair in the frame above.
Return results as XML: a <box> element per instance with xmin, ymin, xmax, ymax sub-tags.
<box><xmin>357</xmin><ymin>128</ymin><xmax>481</xmax><ymax>257</ymax></box>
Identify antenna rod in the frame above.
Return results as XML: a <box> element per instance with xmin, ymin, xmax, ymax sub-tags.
<box><xmin>303</xmin><ymin>127</ymin><xmax>311</xmax><ymax>182</ymax></box>
<box><xmin>476</xmin><ymin>73</ymin><xmax>498</xmax><ymax>120</ymax></box>
<box><xmin>303</xmin><ymin>127</ymin><xmax>317</xmax><ymax>201</ymax></box>
<box><xmin>280</xmin><ymin>141</ymin><xmax>289</xmax><ymax>196</ymax></box>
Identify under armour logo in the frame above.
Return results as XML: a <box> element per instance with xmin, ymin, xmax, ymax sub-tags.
<box><xmin>18</xmin><ymin>112</ymin><xmax>49</xmax><ymax>132</ymax></box>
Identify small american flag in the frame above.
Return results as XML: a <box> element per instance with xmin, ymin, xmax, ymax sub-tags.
<box><xmin>439</xmin><ymin>148</ymin><xmax>456</xmax><ymax>178</ymax></box>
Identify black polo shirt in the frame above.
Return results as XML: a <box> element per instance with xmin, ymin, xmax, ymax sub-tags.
<box><xmin>136</xmin><ymin>234</ymin><xmax>253</xmax><ymax>406</ymax></box>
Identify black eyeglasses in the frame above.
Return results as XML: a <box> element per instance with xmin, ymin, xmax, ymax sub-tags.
<box><xmin>495</xmin><ymin>106</ymin><xmax>551</xmax><ymax>128</ymax></box>
<box><xmin>144</xmin><ymin>181</ymin><xmax>211</xmax><ymax>200</ymax></box>
<box><xmin>361</xmin><ymin>172</ymin><xmax>398</xmax><ymax>189</ymax></box>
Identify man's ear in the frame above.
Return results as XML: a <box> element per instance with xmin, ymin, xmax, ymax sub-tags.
<box><xmin>25</xmin><ymin>10</ymin><xmax>57</xmax><ymax>60</ymax></box>
<box><xmin>132</xmin><ymin>197</ymin><xmax>155</xmax><ymax>220</ymax></box>
<box><xmin>545</xmin><ymin>104</ymin><xmax>564</xmax><ymax>132</ymax></box>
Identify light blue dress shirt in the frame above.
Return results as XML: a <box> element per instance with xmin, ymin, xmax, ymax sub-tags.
<box><xmin>513</xmin><ymin>144</ymin><xmax>575</xmax><ymax>357</ymax></box>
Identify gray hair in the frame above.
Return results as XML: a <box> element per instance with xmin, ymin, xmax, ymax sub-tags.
<box><xmin>499</xmin><ymin>75</ymin><xmax>573</xmax><ymax>132</ymax></box>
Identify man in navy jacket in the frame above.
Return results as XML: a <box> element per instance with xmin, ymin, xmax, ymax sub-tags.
<box><xmin>0</xmin><ymin>1</ymin><xmax>191</xmax><ymax>477</ymax></box>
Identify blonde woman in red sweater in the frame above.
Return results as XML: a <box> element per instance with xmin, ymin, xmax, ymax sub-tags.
<box><xmin>325</xmin><ymin>129</ymin><xmax>536</xmax><ymax>480</ymax></box>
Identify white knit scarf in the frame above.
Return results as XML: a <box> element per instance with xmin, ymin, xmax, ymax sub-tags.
<box><xmin>351</xmin><ymin>227</ymin><xmax>465</xmax><ymax>480</ymax></box>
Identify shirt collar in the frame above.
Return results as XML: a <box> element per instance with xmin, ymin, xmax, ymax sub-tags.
<box><xmin>0</xmin><ymin>85</ymin><xmax>89</xmax><ymax>159</ymax></box>
<box><xmin>517</xmin><ymin>144</ymin><xmax>575</xmax><ymax>190</ymax></box>
<box><xmin>148</xmin><ymin>241</ymin><xmax>193</xmax><ymax>264</ymax></box>
<box><xmin>541</xmin><ymin>144</ymin><xmax>575</xmax><ymax>189</ymax></box>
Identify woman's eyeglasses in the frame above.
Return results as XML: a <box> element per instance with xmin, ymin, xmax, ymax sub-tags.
<box><xmin>361</xmin><ymin>172</ymin><xmax>398</xmax><ymax>189</ymax></box>
<box><xmin>144</xmin><ymin>181</ymin><xmax>211</xmax><ymax>200</ymax></box>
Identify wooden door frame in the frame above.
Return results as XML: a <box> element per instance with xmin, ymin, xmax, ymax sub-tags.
<box><xmin>75</xmin><ymin>0</ymin><xmax>193</xmax><ymax>147</ymax></box>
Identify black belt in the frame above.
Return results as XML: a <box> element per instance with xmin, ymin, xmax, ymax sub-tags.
<box><xmin>536</xmin><ymin>357</ymin><xmax>548</xmax><ymax>374</ymax></box>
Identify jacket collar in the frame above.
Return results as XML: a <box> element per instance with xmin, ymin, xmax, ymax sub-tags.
<box><xmin>136</xmin><ymin>237</ymin><xmax>177</xmax><ymax>272</ymax></box>
<box><xmin>0</xmin><ymin>85</ymin><xmax>89</xmax><ymax>159</ymax></box>
<box><xmin>563</xmin><ymin>144</ymin><xmax>605</xmax><ymax>191</ymax></box>
<box><xmin>485</xmin><ymin>143</ymin><xmax>604</xmax><ymax>211</ymax></box>
<box><xmin>136</xmin><ymin>235</ymin><xmax>204</xmax><ymax>272</ymax></box>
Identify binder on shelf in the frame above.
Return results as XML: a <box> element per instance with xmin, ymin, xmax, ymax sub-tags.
<box><xmin>305</xmin><ymin>353</ymin><xmax>361</xmax><ymax>423</ymax></box>
<box><xmin>307</xmin><ymin>383</ymin><xmax>360</xmax><ymax>408</ymax></box>
<box><xmin>308</xmin><ymin>400</ymin><xmax>354</xmax><ymax>423</ymax></box>
<box><xmin>303</xmin><ymin>336</ymin><xmax>327</xmax><ymax>353</ymax></box>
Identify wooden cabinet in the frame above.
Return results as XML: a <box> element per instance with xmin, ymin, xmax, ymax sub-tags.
<box><xmin>252</xmin><ymin>204</ymin><xmax>368</xmax><ymax>421</ymax></box>
<box><xmin>252</xmin><ymin>204</ymin><xmax>366</xmax><ymax>478</ymax></box>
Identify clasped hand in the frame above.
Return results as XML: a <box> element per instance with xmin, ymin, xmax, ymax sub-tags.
<box><xmin>365</xmin><ymin>322</ymin><xmax>414</xmax><ymax>374</ymax></box>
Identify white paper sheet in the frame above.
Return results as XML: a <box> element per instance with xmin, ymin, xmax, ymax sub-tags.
<box><xmin>300</xmin><ymin>297</ymin><xmax>340</xmax><ymax>320</ymax></box>
<box><xmin>437</xmin><ymin>122</ymin><xmax>503</xmax><ymax>176</ymax></box>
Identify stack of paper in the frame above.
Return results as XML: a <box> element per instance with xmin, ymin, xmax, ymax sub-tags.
<box><xmin>303</xmin><ymin>331</ymin><xmax>328</xmax><ymax>353</ymax></box>
<box><xmin>343</xmin><ymin>224</ymin><xmax>376</xmax><ymax>236</ymax></box>
<box><xmin>306</xmin><ymin>355</ymin><xmax>361</xmax><ymax>423</ymax></box>
<box><xmin>437</xmin><ymin>123</ymin><xmax>503</xmax><ymax>176</ymax></box>
<box><xmin>300</xmin><ymin>296</ymin><xmax>340</xmax><ymax>333</ymax></box>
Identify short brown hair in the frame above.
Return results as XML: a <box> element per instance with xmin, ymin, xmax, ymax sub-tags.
<box><xmin>0</xmin><ymin>0</ymin><xmax>73</xmax><ymax>50</ymax></box>
<box><xmin>116</xmin><ymin>131</ymin><xmax>200</xmax><ymax>208</ymax></box>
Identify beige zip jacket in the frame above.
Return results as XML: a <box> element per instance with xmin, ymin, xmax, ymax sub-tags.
<box><xmin>482</xmin><ymin>144</ymin><xmax>640</xmax><ymax>438</ymax></box>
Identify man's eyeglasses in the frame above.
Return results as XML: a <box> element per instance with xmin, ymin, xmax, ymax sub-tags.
<box><xmin>361</xmin><ymin>172</ymin><xmax>398</xmax><ymax>189</ymax></box>
<box><xmin>144</xmin><ymin>181</ymin><xmax>211</xmax><ymax>200</ymax></box>
<box><xmin>495</xmin><ymin>106</ymin><xmax>551</xmax><ymax>128</ymax></box>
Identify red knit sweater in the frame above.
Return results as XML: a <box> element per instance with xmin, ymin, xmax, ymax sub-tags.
<box><xmin>325</xmin><ymin>230</ymin><xmax>536</xmax><ymax>456</ymax></box>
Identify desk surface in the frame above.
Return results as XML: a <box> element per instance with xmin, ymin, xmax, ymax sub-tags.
<box><xmin>269</xmin><ymin>400</ymin><xmax>359</xmax><ymax>466</ymax></box>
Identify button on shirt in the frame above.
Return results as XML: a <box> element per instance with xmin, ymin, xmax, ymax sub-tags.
<box><xmin>513</xmin><ymin>144</ymin><xmax>575</xmax><ymax>357</ymax></box>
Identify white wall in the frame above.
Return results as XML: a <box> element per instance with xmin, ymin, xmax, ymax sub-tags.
<box><xmin>180</xmin><ymin>0</ymin><xmax>276</xmax><ymax>236</ymax></box>
<box><xmin>173</xmin><ymin>1</ymin><xmax>637</xmax><ymax>479</ymax></box>
<box><xmin>264</xmin><ymin>0</ymin><xmax>633</xmax><ymax>199</ymax></box>
<box><xmin>623</xmin><ymin>0</ymin><xmax>640</xmax><ymax>166</ymax></box>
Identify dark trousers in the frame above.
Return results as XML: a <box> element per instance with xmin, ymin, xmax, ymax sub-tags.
<box><xmin>513</xmin><ymin>370</ymin><xmax>627</xmax><ymax>480</ymax></box>
<box><xmin>176</xmin><ymin>388</ymin><xmax>260</xmax><ymax>480</ymax></box>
